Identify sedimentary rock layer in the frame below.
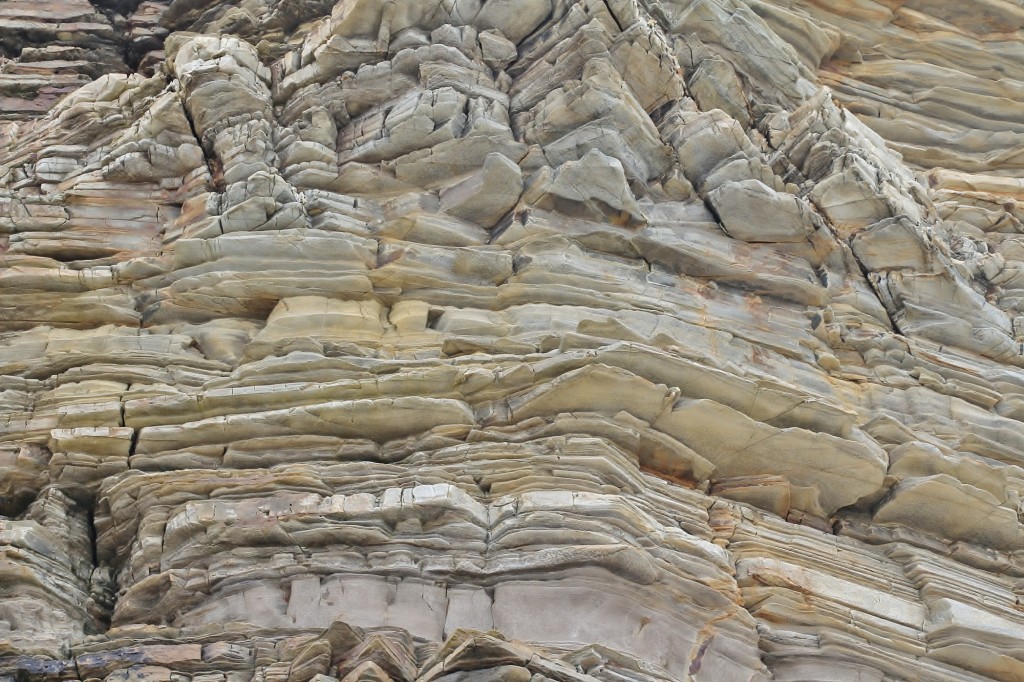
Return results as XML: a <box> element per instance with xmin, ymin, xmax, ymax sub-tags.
<box><xmin>2</xmin><ymin>0</ymin><xmax>1024</xmax><ymax>680</ymax></box>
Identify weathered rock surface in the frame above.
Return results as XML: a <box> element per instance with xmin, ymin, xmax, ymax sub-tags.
<box><xmin>2</xmin><ymin>0</ymin><xmax>1024</xmax><ymax>681</ymax></box>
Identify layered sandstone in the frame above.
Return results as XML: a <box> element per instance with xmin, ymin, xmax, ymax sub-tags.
<box><xmin>2</xmin><ymin>0</ymin><xmax>1024</xmax><ymax>680</ymax></box>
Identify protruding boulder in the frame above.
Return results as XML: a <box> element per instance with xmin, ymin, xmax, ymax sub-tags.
<box><xmin>440</xmin><ymin>153</ymin><xmax>523</xmax><ymax>227</ymax></box>
<box><xmin>707</xmin><ymin>180</ymin><xmax>817</xmax><ymax>242</ymax></box>
<box><xmin>522</xmin><ymin>150</ymin><xmax>645</xmax><ymax>227</ymax></box>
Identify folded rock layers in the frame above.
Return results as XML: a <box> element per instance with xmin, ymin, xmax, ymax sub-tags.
<box><xmin>3</xmin><ymin>0</ymin><xmax>1024</xmax><ymax>681</ymax></box>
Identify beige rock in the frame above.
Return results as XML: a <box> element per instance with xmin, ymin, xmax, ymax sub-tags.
<box><xmin>3</xmin><ymin>1</ymin><xmax>1024</xmax><ymax>681</ymax></box>
<box><xmin>707</xmin><ymin>180</ymin><xmax>817</xmax><ymax>243</ymax></box>
<box><xmin>687</xmin><ymin>57</ymin><xmax>751</xmax><ymax>128</ymax></box>
<box><xmin>439</xmin><ymin>153</ymin><xmax>522</xmax><ymax>227</ymax></box>
<box><xmin>522</xmin><ymin>150</ymin><xmax>645</xmax><ymax>227</ymax></box>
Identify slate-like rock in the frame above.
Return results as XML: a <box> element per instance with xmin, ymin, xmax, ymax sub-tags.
<box><xmin>2</xmin><ymin>0</ymin><xmax>1024</xmax><ymax>681</ymax></box>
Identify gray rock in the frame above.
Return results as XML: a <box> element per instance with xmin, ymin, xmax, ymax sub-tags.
<box><xmin>3</xmin><ymin>2</ymin><xmax>1024</xmax><ymax>681</ymax></box>
<box><xmin>707</xmin><ymin>179</ymin><xmax>816</xmax><ymax>242</ymax></box>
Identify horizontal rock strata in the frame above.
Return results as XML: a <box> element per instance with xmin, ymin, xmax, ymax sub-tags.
<box><xmin>2</xmin><ymin>0</ymin><xmax>1024</xmax><ymax>680</ymax></box>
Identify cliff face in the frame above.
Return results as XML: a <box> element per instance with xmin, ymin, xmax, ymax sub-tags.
<box><xmin>2</xmin><ymin>1</ymin><xmax>1024</xmax><ymax>680</ymax></box>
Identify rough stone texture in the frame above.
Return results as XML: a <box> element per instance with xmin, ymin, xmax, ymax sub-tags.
<box><xmin>1</xmin><ymin>1</ymin><xmax>1024</xmax><ymax>681</ymax></box>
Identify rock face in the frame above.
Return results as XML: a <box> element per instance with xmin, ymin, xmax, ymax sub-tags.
<box><xmin>2</xmin><ymin>1</ymin><xmax>1024</xmax><ymax>681</ymax></box>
